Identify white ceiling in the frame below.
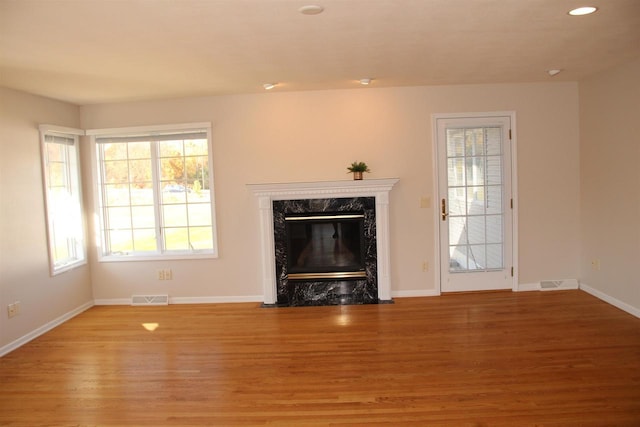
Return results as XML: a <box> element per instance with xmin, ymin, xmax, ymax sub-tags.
<box><xmin>1</xmin><ymin>0</ymin><xmax>639</xmax><ymax>105</ymax></box>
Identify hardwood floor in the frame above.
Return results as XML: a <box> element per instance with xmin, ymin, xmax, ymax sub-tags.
<box><xmin>1</xmin><ymin>290</ymin><xmax>639</xmax><ymax>426</ymax></box>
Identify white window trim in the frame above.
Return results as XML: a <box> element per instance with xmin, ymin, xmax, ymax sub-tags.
<box><xmin>87</xmin><ymin>122</ymin><xmax>219</xmax><ymax>262</ymax></box>
<box><xmin>39</xmin><ymin>124</ymin><xmax>88</xmax><ymax>276</ymax></box>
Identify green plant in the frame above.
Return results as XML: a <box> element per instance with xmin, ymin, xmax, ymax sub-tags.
<box><xmin>347</xmin><ymin>161</ymin><xmax>370</xmax><ymax>173</ymax></box>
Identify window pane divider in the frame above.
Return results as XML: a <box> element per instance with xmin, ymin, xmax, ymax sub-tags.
<box><xmin>150</xmin><ymin>142</ymin><xmax>164</xmax><ymax>252</ymax></box>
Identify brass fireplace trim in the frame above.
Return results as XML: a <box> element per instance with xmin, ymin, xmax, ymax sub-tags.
<box><xmin>287</xmin><ymin>271</ymin><xmax>367</xmax><ymax>280</ymax></box>
<box><xmin>285</xmin><ymin>214</ymin><xmax>365</xmax><ymax>221</ymax></box>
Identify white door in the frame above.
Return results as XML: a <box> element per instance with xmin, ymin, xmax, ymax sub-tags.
<box><xmin>435</xmin><ymin>114</ymin><xmax>514</xmax><ymax>292</ymax></box>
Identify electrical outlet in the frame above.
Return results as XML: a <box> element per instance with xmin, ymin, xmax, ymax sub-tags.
<box><xmin>591</xmin><ymin>259</ymin><xmax>601</xmax><ymax>271</ymax></box>
<box><xmin>158</xmin><ymin>269</ymin><xmax>165</xmax><ymax>280</ymax></box>
<box><xmin>7</xmin><ymin>303</ymin><xmax>18</xmax><ymax>318</ymax></box>
<box><xmin>164</xmin><ymin>269</ymin><xmax>173</xmax><ymax>280</ymax></box>
<box><xmin>422</xmin><ymin>261</ymin><xmax>429</xmax><ymax>272</ymax></box>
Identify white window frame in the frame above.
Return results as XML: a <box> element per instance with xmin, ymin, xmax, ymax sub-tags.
<box><xmin>87</xmin><ymin>122</ymin><xmax>218</xmax><ymax>262</ymax></box>
<box><xmin>39</xmin><ymin>125</ymin><xmax>87</xmax><ymax>276</ymax></box>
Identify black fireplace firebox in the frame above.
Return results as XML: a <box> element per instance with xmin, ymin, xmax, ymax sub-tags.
<box><xmin>286</xmin><ymin>212</ymin><xmax>366</xmax><ymax>279</ymax></box>
<box><xmin>273</xmin><ymin>197</ymin><xmax>378</xmax><ymax>306</ymax></box>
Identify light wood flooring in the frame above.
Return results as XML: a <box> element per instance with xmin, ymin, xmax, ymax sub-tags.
<box><xmin>1</xmin><ymin>290</ymin><xmax>639</xmax><ymax>426</ymax></box>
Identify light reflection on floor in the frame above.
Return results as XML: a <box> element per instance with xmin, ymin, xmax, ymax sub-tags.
<box><xmin>141</xmin><ymin>322</ymin><xmax>159</xmax><ymax>331</ymax></box>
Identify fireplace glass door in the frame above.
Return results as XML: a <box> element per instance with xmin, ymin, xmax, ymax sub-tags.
<box><xmin>285</xmin><ymin>213</ymin><xmax>366</xmax><ymax>280</ymax></box>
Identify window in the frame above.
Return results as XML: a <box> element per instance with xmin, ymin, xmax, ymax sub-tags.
<box><xmin>39</xmin><ymin>125</ymin><xmax>87</xmax><ymax>275</ymax></box>
<box><xmin>88</xmin><ymin>123</ymin><xmax>217</xmax><ymax>261</ymax></box>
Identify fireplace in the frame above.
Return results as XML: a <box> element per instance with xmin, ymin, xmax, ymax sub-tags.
<box><xmin>247</xmin><ymin>179</ymin><xmax>399</xmax><ymax>306</ymax></box>
<box><xmin>273</xmin><ymin>197</ymin><xmax>376</xmax><ymax>306</ymax></box>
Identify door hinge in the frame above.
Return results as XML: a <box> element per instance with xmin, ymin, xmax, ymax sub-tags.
<box><xmin>509</xmin><ymin>129</ymin><xmax>512</xmax><ymax>140</ymax></box>
<box><xmin>510</xmin><ymin>198</ymin><xmax>513</xmax><ymax>209</ymax></box>
<box><xmin>511</xmin><ymin>267</ymin><xmax>514</xmax><ymax>277</ymax></box>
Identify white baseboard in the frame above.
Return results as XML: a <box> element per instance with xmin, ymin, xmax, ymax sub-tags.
<box><xmin>93</xmin><ymin>298</ymin><xmax>131</xmax><ymax>305</ymax></box>
<box><xmin>515</xmin><ymin>282</ymin><xmax>540</xmax><ymax>292</ymax></box>
<box><xmin>94</xmin><ymin>295</ymin><xmax>264</xmax><ymax>306</ymax></box>
<box><xmin>580</xmin><ymin>283</ymin><xmax>640</xmax><ymax>319</ymax></box>
<box><xmin>0</xmin><ymin>300</ymin><xmax>94</xmax><ymax>357</ymax></box>
<box><xmin>392</xmin><ymin>289</ymin><xmax>440</xmax><ymax>298</ymax></box>
<box><xmin>171</xmin><ymin>295</ymin><xmax>264</xmax><ymax>304</ymax></box>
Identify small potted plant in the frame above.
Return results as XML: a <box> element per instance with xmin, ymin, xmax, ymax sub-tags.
<box><xmin>347</xmin><ymin>161</ymin><xmax>370</xmax><ymax>180</ymax></box>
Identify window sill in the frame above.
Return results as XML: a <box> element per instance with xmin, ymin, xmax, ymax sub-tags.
<box><xmin>97</xmin><ymin>252</ymin><xmax>218</xmax><ymax>263</ymax></box>
<box><xmin>51</xmin><ymin>259</ymin><xmax>88</xmax><ymax>276</ymax></box>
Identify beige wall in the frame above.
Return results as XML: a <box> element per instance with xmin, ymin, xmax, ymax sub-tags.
<box><xmin>5</xmin><ymin>63</ymin><xmax>639</xmax><ymax>353</ymax></box>
<box><xmin>579</xmin><ymin>57</ymin><xmax>640</xmax><ymax>312</ymax></box>
<box><xmin>0</xmin><ymin>88</ymin><xmax>93</xmax><ymax>351</ymax></box>
<box><xmin>80</xmin><ymin>82</ymin><xmax>581</xmax><ymax>301</ymax></box>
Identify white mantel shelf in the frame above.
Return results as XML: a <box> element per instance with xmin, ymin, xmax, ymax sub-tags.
<box><xmin>247</xmin><ymin>178</ymin><xmax>399</xmax><ymax>305</ymax></box>
<box><xmin>246</xmin><ymin>178</ymin><xmax>400</xmax><ymax>199</ymax></box>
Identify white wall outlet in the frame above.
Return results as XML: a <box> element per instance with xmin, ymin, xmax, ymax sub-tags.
<box><xmin>164</xmin><ymin>268</ymin><xmax>173</xmax><ymax>280</ymax></box>
<box><xmin>422</xmin><ymin>261</ymin><xmax>429</xmax><ymax>272</ymax></box>
<box><xmin>158</xmin><ymin>269</ymin><xmax>165</xmax><ymax>280</ymax></box>
<box><xmin>591</xmin><ymin>259</ymin><xmax>601</xmax><ymax>271</ymax></box>
<box><xmin>7</xmin><ymin>302</ymin><xmax>19</xmax><ymax>318</ymax></box>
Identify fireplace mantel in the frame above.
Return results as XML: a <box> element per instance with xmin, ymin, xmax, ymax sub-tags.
<box><xmin>248</xmin><ymin>179</ymin><xmax>399</xmax><ymax>305</ymax></box>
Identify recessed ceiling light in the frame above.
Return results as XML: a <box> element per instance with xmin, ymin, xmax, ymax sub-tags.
<box><xmin>299</xmin><ymin>5</ymin><xmax>324</xmax><ymax>15</ymax></box>
<box><xmin>359</xmin><ymin>78</ymin><xmax>372</xmax><ymax>85</ymax></box>
<box><xmin>547</xmin><ymin>69</ymin><xmax>562</xmax><ymax>76</ymax></box>
<box><xmin>568</xmin><ymin>6</ymin><xmax>598</xmax><ymax>16</ymax></box>
<box><xmin>263</xmin><ymin>83</ymin><xmax>277</xmax><ymax>90</ymax></box>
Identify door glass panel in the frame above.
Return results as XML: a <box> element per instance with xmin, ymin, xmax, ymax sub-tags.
<box><xmin>467</xmin><ymin>216</ymin><xmax>485</xmax><ymax>245</ymax></box>
<box><xmin>486</xmin><ymin>157</ymin><xmax>502</xmax><ymax>185</ymax></box>
<box><xmin>486</xmin><ymin>215</ymin><xmax>502</xmax><ymax>243</ymax></box>
<box><xmin>465</xmin><ymin>128</ymin><xmax>485</xmax><ymax>156</ymax></box>
<box><xmin>449</xmin><ymin>245</ymin><xmax>468</xmax><ymax>270</ymax></box>
<box><xmin>486</xmin><ymin>244</ymin><xmax>503</xmax><ymax>269</ymax></box>
<box><xmin>448</xmin><ymin>188</ymin><xmax>466</xmax><ymax>215</ymax></box>
<box><xmin>485</xmin><ymin>128</ymin><xmax>502</xmax><ymax>155</ymax></box>
<box><xmin>486</xmin><ymin>186</ymin><xmax>502</xmax><ymax>215</ymax></box>
<box><xmin>447</xmin><ymin>158</ymin><xmax>465</xmax><ymax>186</ymax></box>
<box><xmin>467</xmin><ymin>186</ymin><xmax>485</xmax><ymax>215</ymax></box>
<box><xmin>446</xmin><ymin>129</ymin><xmax>465</xmax><ymax>156</ymax></box>
<box><xmin>466</xmin><ymin>157</ymin><xmax>485</xmax><ymax>186</ymax></box>
<box><xmin>446</xmin><ymin>126</ymin><xmax>504</xmax><ymax>272</ymax></box>
<box><xmin>449</xmin><ymin>217</ymin><xmax>467</xmax><ymax>245</ymax></box>
<box><xmin>468</xmin><ymin>245</ymin><xmax>486</xmax><ymax>270</ymax></box>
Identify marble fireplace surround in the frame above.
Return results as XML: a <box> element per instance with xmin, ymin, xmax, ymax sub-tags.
<box><xmin>247</xmin><ymin>178</ymin><xmax>399</xmax><ymax>305</ymax></box>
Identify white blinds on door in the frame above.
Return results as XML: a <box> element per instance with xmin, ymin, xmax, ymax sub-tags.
<box><xmin>446</xmin><ymin>127</ymin><xmax>504</xmax><ymax>272</ymax></box>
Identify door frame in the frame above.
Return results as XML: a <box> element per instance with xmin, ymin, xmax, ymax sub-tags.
<box><xmin>431</xmin><ymin>111</ymin><xmax>519</xmax><ymax>294</ymax></box>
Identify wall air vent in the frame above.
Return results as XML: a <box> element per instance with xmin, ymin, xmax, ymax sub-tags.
<box><xmin>539</xmin><ymin>279</ymin><xmax>579</xmax><ymax>291</ymax></box>
<box><xmin>131</xmin><ymin>295</ymin><xmax>169</xmax><ymax>306</ymax></box>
